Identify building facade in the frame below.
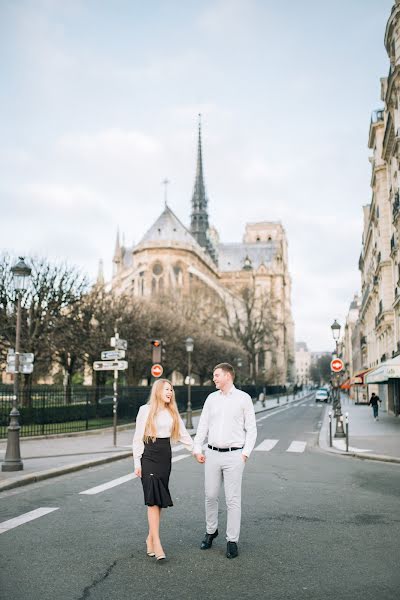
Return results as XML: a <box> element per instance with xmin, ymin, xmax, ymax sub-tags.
<box><xmin>342</xmin><ymin>1</ymin><xmax>400</xmax><ymax>414</ymax></box>
<box><xmin>295</xmin><ymin>342</ymin><xmax>311</xmax><ymax>386</ymax></box>
<box><xmin>111</xmin><ymin>121</ymin><xmax>295</xmax><ymax>384</ymax></box>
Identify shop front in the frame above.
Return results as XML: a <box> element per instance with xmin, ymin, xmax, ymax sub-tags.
<box><xmin>364</xmin><ymin>357</ymin><xmax>400</xmax><ymax>416</ymax></box>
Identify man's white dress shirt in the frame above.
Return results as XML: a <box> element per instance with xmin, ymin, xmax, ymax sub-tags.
<box><xmin>132</xmin><ymin>404</ymin><xmax>193</xmax><ymax>468</ymax></box>
<box><xmin>193</xmin><ymin>386</ymin><xmax>257</xmax><ymax>457</ymax></box>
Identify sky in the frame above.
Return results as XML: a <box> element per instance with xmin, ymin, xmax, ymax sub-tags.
<box><xmin>0</xmin><ymin>0</ymin><xmax>395</xmax><ymax>352</ymax></box>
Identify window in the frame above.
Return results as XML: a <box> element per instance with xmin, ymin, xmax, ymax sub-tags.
<box><xmin>173</xmin><ymin>265</ymin><xmax>183</xmax><ymax>286</ymax></box>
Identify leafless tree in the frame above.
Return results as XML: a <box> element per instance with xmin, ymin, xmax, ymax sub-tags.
<box><xmin>222</xmin><ymin>276</ymin><xmax>278</xmax><ymax>383</ymax></box>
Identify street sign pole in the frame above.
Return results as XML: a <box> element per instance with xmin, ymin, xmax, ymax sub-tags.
<box><xmin>113</xmin><ymin>368</ymin><xmax>118</xmax><ymax>447</ymax></box>
<box><xmin>112</xmin><ymin>330</ymin><xmax>120</xmax><ymax>447</ymax></box>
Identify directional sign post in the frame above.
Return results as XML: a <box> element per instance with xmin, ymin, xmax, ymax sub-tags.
<box><xmin>151</xmin><ymin>363</ymin><xmax>163</xmax><ymax>378</ymax></box>
<box><xmin>94</xmin><ymin>331</ymin><xmax>129</xmax><ymax>447</ymax></box>
<box><xmin>101</xmin><ymin>350</ymin><xmax>125</xmax><ymax>361</ymax></box>
<box><xmin>7</xmin><ymin>353</ymin><xmax>34</xmax><ymax>366</ymax></box>
<box><xmin>93</xmin><ymin>360</ymin><xmax>128</xmax><ymax>371</ymax></box>
<box><xmin>110</xmin><ymin>337</ymin><xmax>128</xmax><ymax>351</ymax></box>
<box><xmin>6</xmin><ymin>363</ymin><xmax>34</xmax><ymax>375</ymax></box>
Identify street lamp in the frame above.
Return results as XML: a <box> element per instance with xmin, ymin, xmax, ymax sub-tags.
<box><xmin>2</xmin><ymin>257</ymin><xmax>32</xmax><ymax>472</ymax></box>
<box><xmin>330</xmin><ymin>319</ymin><xmax>345</xmax><ymax>438</ymax></box>
<box><xmin>185</xmin><ymin>337</ymin><xmax>194</xmax><ymax>429</ymax></box>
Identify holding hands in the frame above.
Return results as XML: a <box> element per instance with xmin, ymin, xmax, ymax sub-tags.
<box><xmin>194</xmin><ymin>453</ymin><xmax>206</xmax><ymax>463</ymax></box>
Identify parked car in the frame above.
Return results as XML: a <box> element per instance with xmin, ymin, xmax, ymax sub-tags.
<box><xmin>315</xmin><ymin>389</ymin><xmax>329</xmax><ymax>403</ymax></box>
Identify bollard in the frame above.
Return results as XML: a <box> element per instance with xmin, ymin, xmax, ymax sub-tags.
<box><xmin>286</xmin><ymin>394</ymin><xmax>289</xmax><ymax>403</ymax></box>
<box><xmin>345</xmin><ymin>412</ymin><xmax>349</xmax><ymax>452</ymax></box>
<box><xmin>329</xmin><ymin>411</ymin><xmax>332</xmax><ymax>447</ymax></box>
<box><xmin>277</xmin><ymin>395</ymin><xmax>280</xmax><ymax>404</ymax></box>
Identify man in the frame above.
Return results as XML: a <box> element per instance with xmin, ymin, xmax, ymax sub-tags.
<box><xmin>193</xmin><ymin>363</ymin><xmax>257</xmax><ymax>559</ymax></box>
<box><xmin>369</xmin><ymin>392</ymin><xmax>382</xmax><ymax>421</ymax></box>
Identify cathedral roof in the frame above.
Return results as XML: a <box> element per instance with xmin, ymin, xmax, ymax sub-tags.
<box><xmin>138</xmin><ymin>204</ymin><xmax>204</xmax><ymax>249</ymax></box>
<box><xmin>218</xmin><ymin>241</ymin><xmax>279</xmax><ymax>272</ymax></box>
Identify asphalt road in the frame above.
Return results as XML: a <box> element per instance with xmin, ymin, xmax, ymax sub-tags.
<box><xmin>1</xmin><ymin>395</ymin><xmax>399</xmax><ymax>600</ymax></box>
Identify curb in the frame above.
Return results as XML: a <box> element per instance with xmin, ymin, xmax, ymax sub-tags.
<box><xmin>318</xmin><ymin>405</ymin><xmax>400</xmax><ymax>465</ymax></box>
<box><xmin>0</xmin><ymin>392</ymin><xmax>313</xmax><ymax>493</ymax></box>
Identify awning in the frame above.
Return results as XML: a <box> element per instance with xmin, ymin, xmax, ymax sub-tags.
<box><xmin>351</xmin><ymin>368</ymin><xmax>373</xmax><ymax>385</ymax></box>
<box><xmin>340</xmin><ymin>379</ymin><xmax>351</xmax><ymax>390</ymax></box>
<box><xmin>365</xmin><ymin>356</ymin><xmax>400</xmax><ymax>384</ymax></box>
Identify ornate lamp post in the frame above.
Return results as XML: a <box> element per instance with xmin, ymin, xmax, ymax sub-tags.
<box><xmin>2</xmin><ymin>257</ymin><xmax>32</xmax><ymax>472</ymax></box>
<box><xmin>331</xmin><ymin>319</ymin><xmax>345</xmax><ymax>438</ymax></box>
<box><xmin>185</xmin><ymin>337</ymin><xmax>194</xmax><ymax>429</ymax></box>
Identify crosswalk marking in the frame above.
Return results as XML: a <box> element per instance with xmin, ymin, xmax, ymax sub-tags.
<box><xmin>254</xmin><ymin>439</ymin><xmax>279</xmax><ymax>451</ymax></box>
<box><xmin>287</xmin><ymin>441</ymin><xmax>307</xmax><ymax>453</ymax></box>
<box><xmin>79</xmin><ymin>454</ymin><xmax>190</xmax><ymax>495</ymax></box>
<box><xmin>0</xmin><ymin>507</ymin><xmax>59</xmax><ymax>535</ymax></box>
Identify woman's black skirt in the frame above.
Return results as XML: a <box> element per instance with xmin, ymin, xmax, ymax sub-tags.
<box><xmin>141</xmin><ymin>437</ymin><xmax>173</xmax><ymax>508</ymax></box>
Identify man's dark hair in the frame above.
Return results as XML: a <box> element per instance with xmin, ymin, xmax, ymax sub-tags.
<box><xmin>213</xmin><ymin>363</ymin><xmax>235</xmax><ymax>380</ymax></box>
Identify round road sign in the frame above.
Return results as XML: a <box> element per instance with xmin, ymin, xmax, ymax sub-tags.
<box><xmin>151</xmin><ymin>363</ymin><xmax>163</xmax><ymax>378</ymax></box>
<box><xmin>330</xmin><ymin>358</ymin><xmax>344</xmax><ymax>373</ymax></box>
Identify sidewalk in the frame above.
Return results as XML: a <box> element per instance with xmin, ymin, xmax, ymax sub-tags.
<box><xmin>0</xmin><ymin>391</ymin><xmax>309</xmax><ymax>492</ymax></box>
<box><xmin>319</xmin><ymin>394</ymin><xmax>400</xmax><ymax>464</ymax></box>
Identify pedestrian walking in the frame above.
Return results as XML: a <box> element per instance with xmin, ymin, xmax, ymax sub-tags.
<box><xmin>369</xmin><ymin>392</ymin><xmax>382</xmax><ymax>421</ymax></box>
<box><xmin>132</xmin><ymin>379</ymin><xmax>194</xmax><ymax>561</ymax></box>
<box><xmin>193</xmin><ymin>363</ymin><xmax>257</xmax><ymax>559</ymax></box>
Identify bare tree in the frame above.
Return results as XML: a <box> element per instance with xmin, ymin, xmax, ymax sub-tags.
<box><xmin>222</xmin><ymin>276</ymin><xmax>278</xmax><ymax>383</ymax></box>
<box><xmin>0</xmin><ymin>254</ymin><xmax>88</xmax><ymax>403</ymax></box>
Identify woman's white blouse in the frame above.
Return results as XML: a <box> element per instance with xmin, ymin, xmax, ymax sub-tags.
<box><xmin>132</xmin><ymin>404</ymin><xmax>194</xmax><ymax>468</ymax></box>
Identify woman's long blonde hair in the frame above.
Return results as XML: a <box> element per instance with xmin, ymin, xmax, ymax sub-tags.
<box><xmin>143</xmin><ymin>378</ymin><xmax>181</xmax><ymax>443</ymax></box>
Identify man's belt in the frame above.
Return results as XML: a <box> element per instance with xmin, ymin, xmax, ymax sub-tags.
<box><xmin>208</xmin><ymin>445</ymin><xmax>244</xmax><ymax>452</ymax></box>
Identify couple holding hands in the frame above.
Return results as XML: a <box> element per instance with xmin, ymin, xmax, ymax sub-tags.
<box><xmin>132</xmin><ymin>362</ymin><xmax>257</xmax><ymax>561</ymax></box>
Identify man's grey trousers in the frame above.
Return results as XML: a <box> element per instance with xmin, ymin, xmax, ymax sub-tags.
<box><xmin>204</xmin><ymin>448</ymin><xmax>245</xmax><ymax>542</ymax></box>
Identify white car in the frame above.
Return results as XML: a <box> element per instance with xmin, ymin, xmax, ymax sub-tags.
<box><xmin>315</xmin><ymin>389</ymin><xmax>329</xmax><ymax>403</ymax></box>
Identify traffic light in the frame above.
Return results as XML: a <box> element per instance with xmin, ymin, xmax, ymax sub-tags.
<box><xmin>151</xmin><ymin>339</ymin><xmax>162</xmax><ymax>364</ymax></box>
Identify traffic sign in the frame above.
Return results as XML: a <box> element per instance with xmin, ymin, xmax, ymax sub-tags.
<box><xmin>151</xmin><ymin>363</ymin><xmax>163</xmax><ymax>378</ymax></box>
<box><xmin>101</xmin><ymin>350</ymin><xmax>126</xmax><ymax>360</ymax></box>
<box><xmin>330</xmin><ymin>358</ymin><xmax>344</xmax><ymax>373</ymax></box>
<box><xmin>110</xmin><ymin>337</ymin><xmax>128</xmax><ymax>351</ymax></box>
<box><xmin>93</xmin><ymin>360</ymin><xmax>128</xmax><ymax>371</ymax></box>
<box><xmin>6</xmin><ymin>363</ymin><xmax>34</xmax><ymax>375</ymax></box>
<box><xmin>7</xmin><ymin>353</ymin><xmax>34</xmax><ymax>365</ymax></box>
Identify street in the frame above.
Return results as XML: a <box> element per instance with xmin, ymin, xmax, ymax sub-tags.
<box><xmin>1</xmin><ymin>394</ymin><xmax>399</xmax><ymax>600</ymax></box>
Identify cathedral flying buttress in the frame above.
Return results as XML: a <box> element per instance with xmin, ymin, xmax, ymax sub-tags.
<box><xmin>111</xmin><ymin>119</ymin><xmax>295</xmax><ymax>384</ymax></box>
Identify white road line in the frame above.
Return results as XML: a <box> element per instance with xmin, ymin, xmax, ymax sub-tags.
<box><xmin>254</xmin><ymin>439</ymin><xmax>279</xmax><ymax>451</ymax></box>
<box><xmin>80</xmin><ymin>473</ymin><xmax>137</xmax><ymax>495</ymax></box>
<box><xmin>256</xmin><ymin>403</ymin><xmax>306</xmax><ymax>423</ymax></box>
<box><xmin>79</xmin><ymin>454</ymin><xmax>190</xmax><ymax>495</ymax></box>
<box><xmin>287</xmin><ymin>441</ymin><xmax>307</xmax><ymax>453</ymax></box>
<box><xmin>0</xmin><ymin>507</ymin><xmax>59</xmax><ymax>534</ymax></box>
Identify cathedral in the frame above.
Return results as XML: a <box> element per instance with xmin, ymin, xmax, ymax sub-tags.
<box><xmin>111</xmin><ymin>120</ymin><xmax>295</xmax><ymax>384</ymax></box>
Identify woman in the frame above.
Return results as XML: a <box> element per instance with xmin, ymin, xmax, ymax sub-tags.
<box><xmin>132</xmin><ymin>379</ymin><xmax>194</xmax><ymax>561</ymax></box>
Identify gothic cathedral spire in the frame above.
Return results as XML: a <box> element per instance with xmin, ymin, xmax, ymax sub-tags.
<box><xmin>190</xmin><ymin>115</ymin><xmax>217</xmax><ymax>263</ymax></box>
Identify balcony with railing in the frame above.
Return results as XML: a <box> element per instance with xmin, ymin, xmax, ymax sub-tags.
<box><xmin>361</xmin><ymin>335</ymin><xmax>367</xmax><ymax>347</ymax></box>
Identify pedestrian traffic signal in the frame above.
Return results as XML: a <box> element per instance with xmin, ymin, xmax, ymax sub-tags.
<box><xmin>151</xmin><ymin>339</ymin><xmax>162</xmax><ymax>364</ymax></box>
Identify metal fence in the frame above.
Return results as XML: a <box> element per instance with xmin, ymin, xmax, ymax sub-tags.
<box><xmin>0</xmin><ymin>383</ymin><xmax>280</xmax><ymax>438</ymax></box>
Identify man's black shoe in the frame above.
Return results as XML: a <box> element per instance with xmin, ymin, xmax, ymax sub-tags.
<box><xmin>200</xmin><ymin>529</ymin><xmax>219</xmax><ymax>549</ymax></box>
<box><xmin>226</xmin><ymin>541</ymin><xmax>238</xmax><ymax>559</ymax></box>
